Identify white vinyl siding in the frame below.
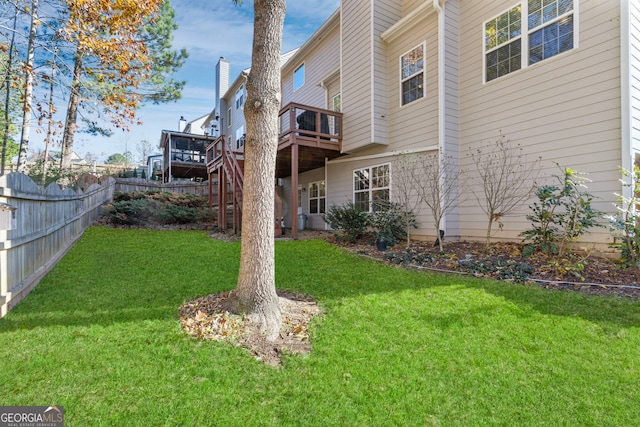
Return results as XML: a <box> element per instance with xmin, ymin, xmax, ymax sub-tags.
<box><xmin>384</xmin><ymin>10</ymin><xmax>439</xmax><ymax>154</ymax></box>
<box><xmin>629</xmin><ymin>0</ymin><xmax>640</xmax><ymax>154</ymax></box>
<box><xmin>281</xmin><ymin>16</ymin><xmax>340</xmax><ymax>109</ymax></box>
<box><xmin>459</xmin><ymin>0</ymin><xmax>620</xmax><ymax>244</ymax></box>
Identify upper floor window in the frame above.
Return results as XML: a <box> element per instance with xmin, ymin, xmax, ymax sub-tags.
<box><xmin>235</xmin><ymin>85</ymin><xmax>244</xmax><ymax>109</ymax></box>
<box><xmin>353</xmin><ymin>164</ymin><xmax>390</xmax><ymax>212</ymax></box>
<box><xmin>484</xmin><ymin>1</ymin><xmax>575</xmax><ymax>83</ymax></box>
<box><xmin>332</xmin><ymin>94</ymin><xmax>341</xmax><ymax>112</ymax></box>
<box><xmin>227</xmin><ymin>108</ymin><xmax>232</xmax><ymax>128</ymax></box>
<box><xmin>400</xmin><ymin>44</ymin><xmax>425</xmax><ymax>106</ymax></box>
<box><xmin>294</xmin><ymin>63</ymin><xmax>305</xmax><ymax>91</ymax></box>
<box><xmin>528</xmin><ymin>0</ymin><xmax>574</xmax><ymax>64</ymax></box>
<box><xmin>309</xmin><ymin>181</ymin><xmax>326</xmax><ymax>214</ymax></box>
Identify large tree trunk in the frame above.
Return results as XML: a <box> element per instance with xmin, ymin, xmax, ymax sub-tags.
<box><xmin>225</xmin><ymin>0</ymin><xmax>286</xmax><ymax>341</ymax></box>
<box><xmin>60</xmin><ymin>50</ymin><xmax>82</xmax><ymax>170</ymax></box>
<box><xmin>16</xmin><ymin>0</ymin><xmax>39</xmax><ymax>173</ymax></box>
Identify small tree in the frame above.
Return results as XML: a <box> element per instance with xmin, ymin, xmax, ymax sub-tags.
<box><xmin>607</xmin><ymin>166</ymin><xmax>640</xmax><ymax>272</ymax></box>
<box><xmin>521</xmin><ymin>164</ymin><xmax>603</xmax><ymax>257</ymax></box>
<box><xmin>390</xmin><ymin>153</ymin><xmax>422</xmax><ymax>247</ymax></box>
<box><xmin>469</xmin><ymin>131</ymin><xmax>542</xmax><ymax>245</ymax></box>
<box><xmin>413</xmin><ymin>152</ymin><xmax>461</xmax><ymax>251</ymax></box>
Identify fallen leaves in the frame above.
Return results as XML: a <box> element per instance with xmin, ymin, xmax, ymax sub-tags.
<box><xmin>179</xmin><ymin>291</ymin><xmax>322</xmax><ymax>366</ymax></box>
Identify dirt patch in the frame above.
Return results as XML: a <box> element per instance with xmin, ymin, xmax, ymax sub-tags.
<box><xmin>180</xmin><ymin>291</ymin><xmax>321</xmax><ymax>366</ymax></box>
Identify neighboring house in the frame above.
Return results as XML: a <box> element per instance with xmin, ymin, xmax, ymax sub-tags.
<box><xmin>183</xmin><ymin>114</ymin><xmax>210</xmax><ymax>135</ymax></box>
<box><xmin>146</xmin><ymin>154</ymin><xmax>163</xmax><ymax>180</ymax></box>
<box><xmin>207</xmin><ymin>0</ymin><xmax>639</xmax><ymax>247</ymax></box>
<box><xmin>159</xmin><ymin>130</ymin><xmax>211</xmax><ymax>182</ymax></box>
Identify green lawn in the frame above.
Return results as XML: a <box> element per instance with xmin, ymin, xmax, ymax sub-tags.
<box><xmin>1</xmin><ymin>227</ymin><xmax>639</xmax><ymax>426</ymax></box>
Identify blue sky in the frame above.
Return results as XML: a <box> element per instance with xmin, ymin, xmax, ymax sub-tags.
<box><xmin>32</xmin><ymin>0</ymin><xmax>341</xmax><ymax>162</ymax></box>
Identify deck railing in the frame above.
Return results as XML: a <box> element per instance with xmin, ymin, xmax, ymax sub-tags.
<box><xmin>278</xmin><ymin>102</ymin><xmax>342</xmax><ymax>150</ymax></box>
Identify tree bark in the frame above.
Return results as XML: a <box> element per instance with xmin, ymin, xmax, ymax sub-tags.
<box><xmin>60</xmin><ymin>50</ymin><xmax>82</xmax><ymax>170</ymax></box>
<box><xmin>17</xmin><ymin>0</ymin><xmax>39</xmax><ymax>173</ymax></box>
<box><xmin>225</xmin><ymin>0</ymin><xmax>286</xmax><ymax>341</ymax></box>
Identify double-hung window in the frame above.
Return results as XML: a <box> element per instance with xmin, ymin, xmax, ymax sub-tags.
<box><xmin>309</xmin><ymin>181</ymin><xmax>326</xmax><ymax>214</ymax></box>
<box><xmin>353</xmin><ymin>164</ymin><xmax>390</xmax><ymax>212</ymax></box>
<box><xmin>528</xmin><ymin>0</ymin><xmax>574</xmax><ymax>64</ymax></box>
<box><xmin>484</xmin><ymin>1</ymin><xmax>575</xmax><ymax>83</ymax></box>
<box><xmin>400</xmin><ymin>44</ymin><xmax>425</xmax><ymax>106</ymax></box>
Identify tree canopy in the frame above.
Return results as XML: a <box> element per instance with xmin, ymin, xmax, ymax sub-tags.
<box><xmin>0</xmin><ymin>0</ymin><xmax>187</xmax><ymax>173</ymax></box>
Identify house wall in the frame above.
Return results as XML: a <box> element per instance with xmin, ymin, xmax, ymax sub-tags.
<box><xmin>281</xmin><ymin>16</ymin><xmax>340</xmax><ymax>108</ymax></box>
<box><xmin>456</xmin><ymin>0</ymin><xmax>623</xmax><ymax>245</ymax></box>
<box><xmin>223</xmin><ymin>74</ymin><xmax>248</xmax><ymax>150</ymax></box>
<box><xmin>342</xmin><ymin>0</ymin><xmax>403</xmax><ymax>152</ymax></box>
<box><xmin>443</xmin><ymin>0</ymin><xmax>461</xmax><ymax>239</ymax></box>
<box><xmin>385</xmin><ymin>7</ymin><xmax>439</xmax><ymax>153</ymax></box>
<box><xmin>325</xmin><ymin>1</ymin><xmax>441</xmax><ymax>240</ymax></box>
<box><xmin>403</xmin><ymin>0</ymin><xmax>424</xmax><ymax>15</ymax></box>
<box><xmin>629</xmin><ymin>1</ymin><xmax>640</xmax><ymax>157</ymax></box>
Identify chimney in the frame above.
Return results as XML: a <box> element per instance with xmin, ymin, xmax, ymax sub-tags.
<box><xmin>215</xmin><ymin>57</ymin><xmax>231</xmax><ymax>119</ymax></box>
<box><xmin>178</xmin><ymin>116</ymin><xmax>186</xmax><ymax>132</ymax></box>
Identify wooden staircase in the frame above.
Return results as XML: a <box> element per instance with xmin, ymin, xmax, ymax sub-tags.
<box><xmin>206</xmin><ymin>136</ymin><xmax>283</xmax><ymax>235</ymax></box>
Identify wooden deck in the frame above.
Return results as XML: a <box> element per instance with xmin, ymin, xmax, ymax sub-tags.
<box><xmin>206</xmin><ymin>102</ymin><xmax>343</xmax><ymax>238</ymax></box>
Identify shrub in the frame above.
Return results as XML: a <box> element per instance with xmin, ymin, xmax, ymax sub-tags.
<box><xmin>153</xmin><ymin>205</ymin><xmax>200</xmax><ymax>224</ymax></box>
<box><xmin>102</xmin><ymin>199</ymin><xmax>150</xmax><ymax>225</ymax></box>
<box><xmin>102</xmin><ymin>191</ymin><xmax>212</xmax><ymax>227</ymax></box>
<box><xmin>458</xmin><ymin>258</ymin><xmax>534</xmax><ymax>284</ymax></box>
<box><xmin>322</xmin><ymin>201</ymin><xmax>370</xmax><ymax>243</ymax></box>
<box><xmin>370</xmin><ymin>201</ymin><xmax>416</xmax><ymax>246</ymax></box>
<box><xmin>607</xmin><ymin>166</ymin><xmax>640</xmax><ymax>270</ymax></box>
<box><xmin>521</xmin><ymin>164</ymin><xmax>603</xmax><ymax>257</ymax></box>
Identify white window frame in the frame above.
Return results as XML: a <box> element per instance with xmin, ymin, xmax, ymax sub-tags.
<box><xmin>235</xmin><ymin>125</ymin><xmax>245</xmax><ymax>150</ymax></box>
<box><xmin>294</xmin><ymin>63</ymin><xmax>305</xmax><ymax>91</ymax></box>
<box><xmin>308</xmin><ymin>180</ymin><xmax>326</xmax><ymax>215</ymax></box>
<box><xmin>332</xmin><ymin>93</ymin><xmax>341</xmax><ymax>112</ymax></box>
<box><xmin>353</xmin><ymin>163</ymin><xmax>391</xmax><ymax>213</ymax></box>
<box><xmin>399</xmin><ymin>43</ymin><xmax>426</xmax><ymax>106</ymax></box>
<box><xmin>227</xmin><ymin>108</ymin><xmax>232</xmax><ymax>129</ymax></box>
<box><xmin>483</xmin><ymin>0</ymin><xmax>577</xmax><ymax>84</ymax></box>
<box><xmin>235</xmin><ymin>85</ymin><xmax>244</xmax><ymax>109</ymax></box>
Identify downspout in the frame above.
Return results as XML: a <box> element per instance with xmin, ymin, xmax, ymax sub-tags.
<box><xmin>620</xmin><ymin>0</ymin><xmax>633</xmax><ymax>199</ymax></box>
<box><xmin>433</xmin><ymin>0</ymin><xmax>447</xmax><ymax>234</ymax></box>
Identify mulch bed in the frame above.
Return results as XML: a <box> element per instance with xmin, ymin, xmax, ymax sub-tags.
<box><xmin>331</xmin><ymin>237</ymin><xmax>640</xmax><ymax>299</ymax></box>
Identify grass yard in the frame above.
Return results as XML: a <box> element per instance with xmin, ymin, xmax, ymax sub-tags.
<box><xmin>1</xmin><ymin>227</ymin><xmax>639</xmax><ymax>426</ymax></box>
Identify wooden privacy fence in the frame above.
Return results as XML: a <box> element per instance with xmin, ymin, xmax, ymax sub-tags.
<box><xmin>114</xmin><ymin>178</ymin><xmax>209</xmax><ymax>196</ymax></box>
<box><xmin>0</xmin><ymin>173</ymin><xmax>115</xmax><ymax>317</ymax></box>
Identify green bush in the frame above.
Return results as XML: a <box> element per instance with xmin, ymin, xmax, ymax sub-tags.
<box><xmin>153</xmin><ymin>205</ymin><xmax>200</xmax><ymax>224</ymax></box>
<box><xmin>322</xmin><ymin>201</ymin><xmax>370</xmax><ymax>243</ymax></box>
<box><xmin>102</xmin><ymin>191</ymin><xmax>212</xmax><ymax>226</ymax></box>
<box><xmin>102</xmin><ymin>199</ymin><xmax>150</xmax><ymax>225</ymax></box>
<box><xmin>607</xmin><ymin>166</ymin><xmax>640</xmax><ymax>269</ymax></box>
<box><xmin>370</xmin><ymin>201</ymin><xmax>416</xmax><ymax>246</ymax></box>
<box><xmin>520</xmin><ymin>164</ymin><xmax>603</xmax><ymax>257</ymax></box>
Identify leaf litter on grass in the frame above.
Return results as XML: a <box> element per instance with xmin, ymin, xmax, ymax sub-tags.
<box><xmin>180</xmin><ymin>291</ymin><xmax>322</xmax><ymax>366</ymax></box>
